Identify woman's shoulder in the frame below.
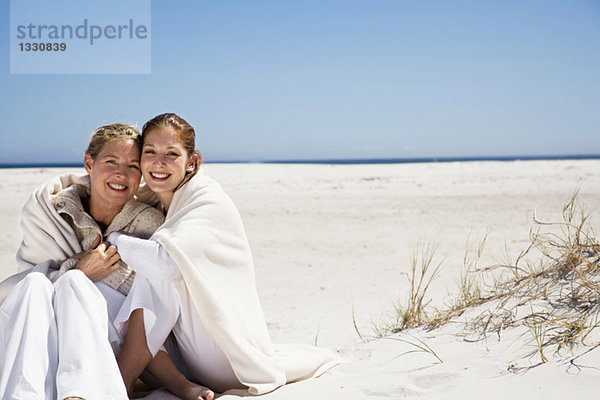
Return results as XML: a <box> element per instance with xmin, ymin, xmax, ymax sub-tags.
<box><xmin>182</xmin><ymin>171</ymin><xmax>229</xmax><ymax>200</ymax></box>
<box><xmin>163</xmin><ymin>173</ymin><xmax>245</xmax><ymax>233</ymax></box>
<box><xmin>169</xmin><ymin>172</ymin><xmax>236</xmax><ymax>215</ymax></box>
<box><xmin>21</xmin><ymin>172</ymin><xmax>89</xmax><ymax>224</ymax></box>
<box><xmin>112</xmin><ymin>199</ymin><xmax>165</xmax><ymax>238</ymax></box>
<box><xmin>26</xmin><ymin>172</ymin><xmax>89</xmax><ymax>203</ymax></box>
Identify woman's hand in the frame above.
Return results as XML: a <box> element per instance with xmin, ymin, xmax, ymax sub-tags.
<box><xmin>73</xmin><ymin>235</ymin><xmax>122</xmax><ymax>282</ymax></box>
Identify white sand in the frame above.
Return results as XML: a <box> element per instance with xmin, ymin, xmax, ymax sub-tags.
<box><xmin>1</xmin><ymin>160</ymin><xmax>599</xmax><ymax>399</ymax></box>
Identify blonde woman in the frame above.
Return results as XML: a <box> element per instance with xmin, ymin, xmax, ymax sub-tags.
<box><xmin>0</xmin><ymin>124</ymin><xmax>193</xmax><ymax>399</ymax></box>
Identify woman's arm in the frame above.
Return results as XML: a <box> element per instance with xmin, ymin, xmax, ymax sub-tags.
<box><xmin>108</xmin><ymin>232</ymin><xmax>181</xmax><ymax>280</ymax></box>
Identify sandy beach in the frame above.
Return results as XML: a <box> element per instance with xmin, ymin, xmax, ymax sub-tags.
<box><xmin>1</xmin><ymin>159</ymin><xmax>599</xmax><ymax>399</ymax></box>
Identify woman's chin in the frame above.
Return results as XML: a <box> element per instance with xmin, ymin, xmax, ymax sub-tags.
<box><xmin>146</xmin><ymin>181</ymin><xmax>174</xmax><ymax>194</ymax></box>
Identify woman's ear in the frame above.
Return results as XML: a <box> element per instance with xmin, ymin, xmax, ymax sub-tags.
<box><xmin>186</xmin><ymin>153</ymin><xmax>200</xmax><ymax>173</ymax></box>
<box><xmin>84</xmin><ymin>153</ymin><xmax>94</xmax><ymax>174</ymax></box>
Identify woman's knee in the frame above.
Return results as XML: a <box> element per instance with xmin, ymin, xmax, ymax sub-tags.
<box><xmin>19</xmin><ymin>272</ymin><xmax>53</xmax><ymax>296</ymax></box>
<box><xmin>1</xmin><ymin>272</ymin><xmax>54</xmax><ymax>316</ymax></box>
<box><xmin>54</xmin><ymin>269</ymin><xmax>94</xmax><ymax>292</ymax></box>
<box><xmin>54</xmin><ymin>270</ymin><xmax>106</xmax><ymax>308</ymax></box>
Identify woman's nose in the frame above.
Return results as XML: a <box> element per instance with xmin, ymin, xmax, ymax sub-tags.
<box><xmin>114</xmin><ymin>164</ymin><xmax>128</xmax><ymax>176</ymax></box>
<box><xmin>154</xmin><ymin>154</ymin><xmax>167</xmax><ymax>165</ymax></box>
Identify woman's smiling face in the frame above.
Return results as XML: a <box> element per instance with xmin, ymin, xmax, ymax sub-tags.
<box><xmin>141</xmin><ymin>127</ymin><xmax>193</xmax><ymax>200</ymax></box>
<box><xmin>84</xmin><ymin>139</ymin><xmax>141</xmax><ymax>209</ymax></box>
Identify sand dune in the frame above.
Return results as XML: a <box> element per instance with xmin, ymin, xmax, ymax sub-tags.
<box><xmin>1</xmin><ymin>160</ymin><xmax>599</xmax><ymax>399</ymax></box>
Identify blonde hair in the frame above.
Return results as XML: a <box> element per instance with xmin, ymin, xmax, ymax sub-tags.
<box><xmin>86</xmin><ymin>123</ymin><xmax>142</xmax><ymax>159</ymax></box>
<box><xmin>142</xmin><ymin>113</ymin><xmax>201</xmax><ymax>188</ymax></box>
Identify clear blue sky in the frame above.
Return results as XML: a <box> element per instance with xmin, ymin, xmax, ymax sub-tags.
<box><xmin>1</xmin><ymin>0</ymin><xmax>599</xmax><ymax>163</ymax></box>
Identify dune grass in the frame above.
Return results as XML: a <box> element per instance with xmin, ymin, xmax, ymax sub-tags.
<box><xmin>382</xmin><ymin>242</ymin><xmax>442</xmax><ymax>333</ymax></box>
<box><xmin>379</xmin><ymin>191</ymin><xmax>600</xmax><ymax>365</ymax></box>
<box><xmin>385</xmin><ymin>333</ymin><xmax>443</xmax><ymax>364</ymax></box>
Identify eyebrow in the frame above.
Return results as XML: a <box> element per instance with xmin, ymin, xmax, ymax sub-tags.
<box><xmin>142</xmin><ymin>144</ymin><xmax>181</xmax><ymax>151</ymax></box>
<box><xmin>102</xmin><ymin>154</ymin><xmax>140</xmax><ymax>163</ymax></box>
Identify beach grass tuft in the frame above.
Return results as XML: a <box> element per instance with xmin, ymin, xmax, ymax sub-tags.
<box><xmin>394</xmin><ymin>242</ymin><xmax>442</xmax><ymax>331</ymax></box>
<box><xmin>380</xmin><ymin>190</ymin><xmax>600</xmax><ymax>366</ymax></box>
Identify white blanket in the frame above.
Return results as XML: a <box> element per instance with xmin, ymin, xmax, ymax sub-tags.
<box><xmin>17</xmin><ymin>173</ymin><xmax>88</xmax><ymax>271</ymax></box>
<box><xmin>0</xmin><ymin>174</ymin><xmax>87</xmax><ymax>304</ymax></box>
<box><xmin>146</xmin><ymin>170</ymin><xmax>340</xmax><ymax>395</ymax></box>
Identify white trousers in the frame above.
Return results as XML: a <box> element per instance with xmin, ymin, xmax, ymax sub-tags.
<box><xmin>0</xmin><ymin>271</ymin><xmax>128</xmax><ymax>400</ymax></box>
<box><xmin>116</xmin><ymin>277</ymin><xmax>242</xmax><ymax>394</ymax></box>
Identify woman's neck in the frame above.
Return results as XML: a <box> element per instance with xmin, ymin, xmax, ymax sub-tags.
<box><xmin>86</xmin><ymin>196</ymin><xmax>121</xmax><ymax>231</ymax></box>
<box><xmin>156</xmin><ymin>191</ymin><xmax>175</xmax><ymax>213</ymax></box>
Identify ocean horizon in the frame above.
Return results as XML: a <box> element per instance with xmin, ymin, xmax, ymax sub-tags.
<box><xmin>1</xmin><ymin>154</ymin><xmax>599</xmax><ymax>169</ymax></box>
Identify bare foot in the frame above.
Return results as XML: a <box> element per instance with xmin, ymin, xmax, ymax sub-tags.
<box><xmin>64</xmin><ymin>397</ymin><xmax>85</xmax><ymax>400</ymax></box>
<box><xmin>177</xmin><ymin>381</ymin><xmax>214</xmax><ymax>400</ymax></box>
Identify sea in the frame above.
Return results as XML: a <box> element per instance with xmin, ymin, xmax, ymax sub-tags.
<box><xmin>1</xmin><ymin>154</ymin><xmax>599</xmax><ymax>169</ymax></box>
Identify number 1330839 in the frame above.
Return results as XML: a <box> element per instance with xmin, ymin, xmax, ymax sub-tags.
<box><xmin>19</xmin><ymin>42</ymin><xmax>67</xmax><ymax>51</ymax></box>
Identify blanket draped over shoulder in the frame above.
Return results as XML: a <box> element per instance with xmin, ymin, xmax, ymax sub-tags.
<box><xmin>0</xmin><ymin>174</ymin><xmax>87</xmax><ymax>303</ymax></box>
<box><xmin>17</xmin><ymin>173</ymin><xmax>89</xmax><ymax>271</ymax></box>
<box><xmin>142</xmin><ymin>170</ymin><xmax>341</xmax><ymax>395</ymax></box>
